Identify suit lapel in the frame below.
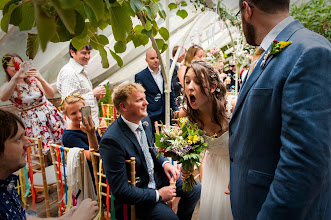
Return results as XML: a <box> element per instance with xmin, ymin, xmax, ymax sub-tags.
<box><xmin>118</xmin><ymin>117</ymin><xmax>149</xmax><ymax>172</ymax></box>
<box><xmin>145</xmin><ymin>67</ymin><xmax>162</xmax><ymax>93</ymax></box>
<box><xmin>231</xmin><ymin>20</ymin><xmax>304</xmax><ymax>121</ymax></box>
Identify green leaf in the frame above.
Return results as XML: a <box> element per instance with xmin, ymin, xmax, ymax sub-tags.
<box><xmin>109</xmin><ymin>5</ymin><xmax>132</xmax><ymax>41</ymax></box>
<box><xmin>59</xmin><ymin>0</ymin><xmax>80</xmax><ymax>9</ymax></box>
<box><xmin>89</xmin><ymin>35</ymin><xmax>99</xmax><ymax>49</ymax></box>
<box><xmin>98</xmin><ymin>46</ymin><xmax>109</xmax><ymax>68</ymax></box>
<box><xmin>0</xmin><ymin>0</ymin><xmax>11</xmax><ymax>10</ymax></box>
<box><xmin>168</xmin><ymin>3</ymin><xmax>177</xmax><ymax>10</ymax></box>
<box><xmin>155</xmin><ymin>38</ymin><xmax>164</xmax><ymax>51</ymax></box>
<box><xmin>158</xmin><ymin>9</ymin><xmax>166</xmax><ymax>19</ymax></box>
<box><xmin>114</xmin><ymin>41</ymin><xmax>127</xmax><ymax>53</ymax></box>
<box><xmin>144</xmin><ymin>6</ymin><xmax>153</xmax><ymax>20</ymax></box>
<box><xmin>181</xmin><ymin>1</ymin><xmax>187</xmax><ymax>6</ymax></box>
<box><xmin>1</xmin><ymin>4</ymin><xmax>17</xmax><ymax>32</ymax></box>
<box><xmin>122</xmin><ymin>1</ymin><xmax>135</xmax><ymax>17</ymax></box>
<box><xmin>141</xmin><ymin>29</ymin><xmax>152</xmax><ymax>37</ymax></box>
<box><xmin>98</xmin><ymin>34</ymin><xmax>109</xmax><ymax>45</ymax></box>
<box><xmin>51</xmin><ymin>18</ymin><xmax>72</xmax><ymax>42</ymax></box>
<box><xmin>72</xmin><ymin>36</ymin><xmax>89</xmax><ymax>51</ymax></box>
<box><xmin>109</xmin><ymin>48</ymin><xmax>123</xmax><ymax>67</ymax></box>
<box><xmin>145</xmin><ymin>20</ymin><xmax>152</xmax><ymax>31</ymax></box>
<box><xmin>161</xmin><ymin>42</ymin><xmax>168</xmax><ymax>53</ymax></box>
<box><xmin>1</xmin><ymin>14</ymin><xmax>8</xmax><ymax>32</ymax></box>
<box><xmin>52</xmin><ymin>0</ymin><xmax>76</xmax><ymax>34</ymax></box>
<box><xmin>34</xmin><ymin>3</ymin><xmax>56</xmax><ymax>51</ymax></box>
<box><xmin>130</xmin><ymin>0</ymin><xmax>143</xmax><ymax>13</ymax></box>
<box><xmin>152</xmin><ymin>26</ymin><xmax>158</xmax><ymax>37</ymax></box>
<box><xmin>26</xmin><ymin>33</ymin><xmax>39</xmax><ymax>60</ymax></box>
<box><xmin>134</xmin><ymin>24</ymin><xmax>144</xmax><ymax>33</ymax></box>
<box><xmin>158</xmin><ymin>27</ymin><xmax>169</xmax><ymax>41</ymax></box>
<box><xmin>83</xmin><ymin>0</ymin><xmax>104</xmax><ymax>22</ymax></box>
<box><xmin>176</xmin><ymin>9</ymin><xmax>188</xmax><ymax>19</ymax></box>
<box><xmin>83</xmin><ymin>3</ymin><xmax>98</xmax><ymax>28</ymax></box>
<box><xmin>2</xmin><ymin>0</ymin><xmax>20</xmax><ymax>14</ymax></box>
<box><xmin>131</xmin><ymin>33</ymin><xmax>149</xmax><ymax>47</ymax></box>
<box><xmin>149</xmin><ymin>1</ymin><xmax>159</xmax><ymax>19</ymax></box>
<box><xmin>10</xmin><ymin>5</ymin><xmax>22</xmax><ymax>26</ymax></box>
<box><xmin>18</xmin><ymin>2</ymin><xmax>34</xmax><ymax>31</ymax></box>
<box><xmin>139</xmin><ymin>33</ymin><xmax>149</xmax><ymax>45</ymax></box>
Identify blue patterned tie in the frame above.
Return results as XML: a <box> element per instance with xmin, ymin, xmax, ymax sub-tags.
<box><xmin>137</xmin><ymin>124</ymin><xmax>156</xmax><ymax>189</ymax></box>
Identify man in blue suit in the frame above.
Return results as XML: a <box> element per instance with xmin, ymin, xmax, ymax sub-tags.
<box><xmin>229</xmin><ymin>1</ymin><xmax>331</xmax><ymax>219</ymax></box>
<box><xmin>99</xmin><ymin>83</ymin><xmax>200</xmax><ymax>220</ymax></box>
<box><xmin>135</xmin><ymin>49</ymin><xmax>178</xmax><ymax>133</ymax></box>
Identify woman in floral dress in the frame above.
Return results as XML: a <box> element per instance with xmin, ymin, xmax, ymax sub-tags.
<box><xmin>1</xmin><ymin>53</ymin><xmax>66</xmax><ymax>152</ymax></box>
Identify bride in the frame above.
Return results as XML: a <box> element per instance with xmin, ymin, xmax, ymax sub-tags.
<box><xmin>179</xmin><ymin>61</ymin><xmax>236</xmax><ymax>220</ymax></box>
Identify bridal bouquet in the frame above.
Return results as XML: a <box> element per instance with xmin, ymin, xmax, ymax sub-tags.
<box><xmin>155</xmin><ymin>117</ymin><xmax>208</xmax><ymax>191</ymax></box>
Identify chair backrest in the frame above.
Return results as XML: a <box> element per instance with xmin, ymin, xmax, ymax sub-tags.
<box><xmin>14</xmin><ymin>168</ymin><xmax>28</xmax><ymax>210</ymax></box>
<box><xmin>101</xmin><ymin>102</ymin><xmax>118</xmax><ymax>118</ymax></box>
<box><xmin>101</xmin><ymin>102</ymin><xmax>119</xmax><ymax>127</ymax></box>
<box><xmin>27</xmin><ymin>137</ymin><xmax>53</xmax><ymax>217</ymax></box>
<box><xmin>49</xmin><ymin>143</ymin><xmax>85</xmax><ymax>216</ymax></box>
<box><xmin>90</xmin><ymin>149</ymin><xmax>136</xmax><ymax>220</ymax></box>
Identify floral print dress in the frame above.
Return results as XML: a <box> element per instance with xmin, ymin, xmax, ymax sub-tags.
<box><xmin>10</xmin><ymin>77</ymin><xmax>66</xmax><ymax>152</ymax></box>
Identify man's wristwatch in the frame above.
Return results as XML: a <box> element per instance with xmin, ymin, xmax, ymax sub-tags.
<box><xmin>159</xmin><ymin>194</ymin><xmax>162</xmax><ymax>202</ymax></box>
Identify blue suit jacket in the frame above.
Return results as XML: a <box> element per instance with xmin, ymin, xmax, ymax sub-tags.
<box><xmin>229</xmin><ymin>20</ymin><xmax>331</xmax><ymax>220</ymax></box>
<box><xmin>99</xmin><ymin>116</ymin><xmax>169</xmax><ymax>206</ymax></box>
<box><xmin>135</xmin><ymin>67</ymin><xmax>178</xmax><ymax>125</ymax></box>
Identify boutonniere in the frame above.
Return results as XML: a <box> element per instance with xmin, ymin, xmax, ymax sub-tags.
<box><xmin>143</xmin><ymin>121</ymin><xmax>149</xmax><ymax>127</ymax></box>
<box><xmin>261</xmin><ymin>40</ymin><xmax>292</xmax><ymax>68</ymax></box>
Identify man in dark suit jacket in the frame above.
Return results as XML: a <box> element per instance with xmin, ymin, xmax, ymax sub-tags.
<box><xmin>135</xmin><ymin>49</ymin><xmax>178</xmax><ymax>133</ymax></box>
<box><xmin>170</xmin><ymin>46</ymin><xmax>186</xmax><ymax>98</ymax></box>
<box><xmin>99</xmin><ymin>83</ymin><xmax>201</xmax><ymax>220</ymax></box>
<box><xmin>229</xmin><ymin>0</ymin><xmax>331</xmax><ymax>219</ymax></box>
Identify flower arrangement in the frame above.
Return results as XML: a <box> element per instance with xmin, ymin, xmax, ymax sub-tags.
<box><xmin>203</xmin><ymin>48</ymin><xmax>225</xmax><ymax>68</ymax></box>
<box><xmin>270</xmin><ymin>40</ymin><xmax>292</xmax><ymax>55</ymax></box>
<box><xmin>261</xmin><ymin>40</ymin><xmax>292</xmax><ymax>68</ymax></box>
<box><xmin>155</xmin><ymin>117</ymin><xmax>208</xmax><ymax>191</ymax></box>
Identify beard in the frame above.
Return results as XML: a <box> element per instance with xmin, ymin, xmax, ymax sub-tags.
<box><xmin>242</xmin><ymin>16</ymin><xmax>258</xmax><ymax>46</ymax></box>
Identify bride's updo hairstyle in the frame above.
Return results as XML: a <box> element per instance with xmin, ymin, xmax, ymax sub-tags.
<box><xmin>183</xmin><ymin>60</ymin><xmax>228</xmax><ymax>131</ymax></box>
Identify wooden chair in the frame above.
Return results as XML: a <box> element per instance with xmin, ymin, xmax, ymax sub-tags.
<box><xmin>27</xmin><ymin>137</ymin><xmax>58</xmax><ymax>217</ymax></box>
<box><xmin>49</xmin><ymin>143</ymin><xmax>85</xmax><ymax>216</ymax></box>
<box><xmin>100</xmin><ymin>102</ymin><xmax>119</xmax><ymax>126</ymax></box>
<box><xmin>14</xmin><ymin>168</ymin><xmax>28</xmax><ymax>210</ymax></box>
<box><xmin>90</xmin><ymin>149</ymin><xmax>136</xmax><ymax>220</ymax></box>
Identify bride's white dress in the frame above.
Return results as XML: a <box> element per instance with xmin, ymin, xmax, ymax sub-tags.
<box><xmin>199</xmin><ymin>132</ymin><xmax>233</xmax><ymax>220</ymax></box>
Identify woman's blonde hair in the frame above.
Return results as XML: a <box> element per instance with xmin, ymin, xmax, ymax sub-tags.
<box><xmin>59</xmin><ymin>94</ymin><xmax>85</xmax><ymax>115</ymax></box>
<box><xmin>112</xmin><ymin>83</ymin><xmax>145</xmax><ymax>113</ymax></box>
<box><xmin>183</xmin><ymin>45</ymin><xmax>204</xmax><ymax>66</ymax></box>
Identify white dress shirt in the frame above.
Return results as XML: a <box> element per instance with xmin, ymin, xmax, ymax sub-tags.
<box><xmin>57</xmin><ymin>58</ymin><xmax>100</xmax><ymax>127</ymax></box>
<box><xmin>260</xmin><ymin>16</ymin><xmax>295</xmax><ymax>51</ymax></box>
<box><xmin>148</xmin><ymin>66</ymin><xmax>163</xmax><ymax>94</ymax></box>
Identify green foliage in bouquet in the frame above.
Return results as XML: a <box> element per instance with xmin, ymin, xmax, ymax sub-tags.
<box><xmin>155</xmin><ymin>117</ymin><xmax>208</xmax><ymax>191</ymax></box>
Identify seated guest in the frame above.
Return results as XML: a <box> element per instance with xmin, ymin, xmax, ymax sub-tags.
<box><xmin>99</xmin><ymin>82</ymin><xmax>201</xmax><ymax>220</ymax></box>
<box><xmin>0</xmin><ymin>109</ymin><xmax>99</xmax><ymax>220</ymax></box>
<box><xmin>59</xmin><ymin>94</ymin><xmax>100</xmax><ymax>161</ymax></box>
